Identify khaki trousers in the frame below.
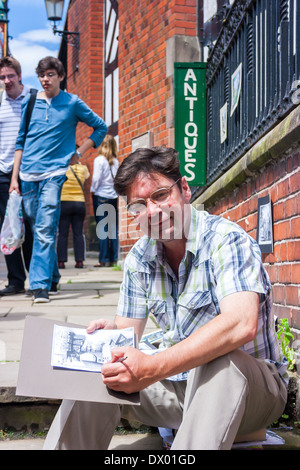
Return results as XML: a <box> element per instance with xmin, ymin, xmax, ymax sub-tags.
<box><xmin>43</xmin><ymin>349</ymin><xmax>287</xmax><ymax>450</ymax></box>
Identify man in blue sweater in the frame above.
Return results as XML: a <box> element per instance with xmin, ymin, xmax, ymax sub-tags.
<box><xmin>10</xmin><ymin>57</ymin><xmax>107</xmax><ymax>303</ymax></box>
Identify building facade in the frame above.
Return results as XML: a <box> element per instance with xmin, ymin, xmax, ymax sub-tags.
<box><xmin>61</xmin><ymin>0</ymin><xmax>299</xmax><ymax>344</ymax></box>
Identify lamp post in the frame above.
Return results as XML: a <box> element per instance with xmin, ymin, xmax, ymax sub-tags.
<box><xmin>44</xmin><ymin>0</ymin><xmax>79</xmax><ymax>48</ymax></box>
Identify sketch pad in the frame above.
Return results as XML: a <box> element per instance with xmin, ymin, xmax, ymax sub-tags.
<box><xmin>16</xmin><ymin>315</ymin><xmax>140</xmax><ymax>405</ymax></box>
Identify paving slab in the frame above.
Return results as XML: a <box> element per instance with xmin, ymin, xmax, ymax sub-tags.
<box><xmin>60</xmin><ymin>282</ymin><xmax>121</xmax><ymax>290</ymax></box>
<box><xmin>0</xmin><ymin>362</ymin><xmax>20</xmax><ymax>388</ymax></box>
<box><xmin>108</xmin><ymin>433</ymin><xmax>163</xmax><ymax>450</ymax></box>
<box><xmin>0</xmin><ymin>252</ymin><xmax>157</xmax><ymax>398</ymax></box>
<box><xmin>0</xmin><ymin>292</ymin><xmax>120</xmax><ymax>307</ymax></box>
<box><xmin>0</xmin><ymin>438</ymin><xmax>45</xmax><ymax>450</ymax></box>
<box><xmin>0</xmin><ymin>307</ymin><xmax>12</xmax><ymax>317</ymax></box>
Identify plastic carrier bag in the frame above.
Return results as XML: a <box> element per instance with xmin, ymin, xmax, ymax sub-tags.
<box><xmin>0</xmin><ymin>190</ymin><xmax>25</xmax><ymax>255</ymax></box>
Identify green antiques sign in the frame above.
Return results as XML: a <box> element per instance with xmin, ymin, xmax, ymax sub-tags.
<box><xmin>174</xmin><ymin>62</ymin><xmax>206</xmax><ymax>186</ymax></box>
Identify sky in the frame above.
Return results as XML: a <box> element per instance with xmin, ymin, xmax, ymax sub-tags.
<box><xmin>7</xmin><ymin>0</ymin><xmax>69</xmax><ymax>89</ymax></box>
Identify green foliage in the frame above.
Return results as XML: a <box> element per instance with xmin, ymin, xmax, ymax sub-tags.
<box><xmin>111</xmin><ymin>263</ymin><xmax>121</xmax><ymax>271</ymax></box>
<box><xmin>277</xmin><ymin>318</ymin><xmax>295</xmax><ymax>371</ymax></box>
<box><xmin>0</xmin><ymin>429</ymin><xmax>47</xmax><ymax>441</ymax></box>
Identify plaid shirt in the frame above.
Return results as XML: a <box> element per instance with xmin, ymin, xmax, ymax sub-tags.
<box><xmin>117</xmin><ymin>207</ymin><xmax>288</xmax><ymax>383</ymax></box>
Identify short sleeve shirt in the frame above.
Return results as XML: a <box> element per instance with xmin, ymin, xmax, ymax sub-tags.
<box><xmin>117</xmin><ymin>207</ymin><xmax>288</xmax><ymax>383</ymax></box>
<box><xmin>0</xmin><ymin>86</ymin><xmax>30</xmax><ymax>173</ymax></box>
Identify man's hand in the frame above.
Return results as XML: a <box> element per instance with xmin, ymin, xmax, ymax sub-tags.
<box><xmin>9</xmin><ymin>179</ymin><xmax>20</xmax><ymax>194</ymax></box>
<box><xmin>70</xmin><ymin>153</ymin><xmax>79</xmax><ymax>166</ymax></box>
<box><xmin>101</xmin><ymin>347</ymin><xmax>157</xmax><ymax>394</ymax></box>
<box><xmin>86</xmin><ymin>318</ymin><xmax>117</xmax><ymax>333</ymax></box>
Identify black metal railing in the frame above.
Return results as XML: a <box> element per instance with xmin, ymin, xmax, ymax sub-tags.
<box><xmin>205</xmin><ymin>0</ymin><xmax>300</xmax><ymax>186</ymax></box>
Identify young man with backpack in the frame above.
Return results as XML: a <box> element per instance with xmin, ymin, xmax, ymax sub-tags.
<box><xmin>9</xmin><ymin>56</ymin><xmax>107</xmax><ymax>303</ymax></box>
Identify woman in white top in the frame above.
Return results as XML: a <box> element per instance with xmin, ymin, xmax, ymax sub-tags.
<box><xmin>90</xmin><ymin>134</ymin><xmax>119</xmax><ymax>267</ymax></box>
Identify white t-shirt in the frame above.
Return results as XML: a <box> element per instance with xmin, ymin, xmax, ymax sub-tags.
<box><xmin>90</xmin><ymin>155</ymin><xmax>118</xmax><ymax>199</ymax></box>
<box><xmin>0</xmin><ymin>85</ymin><xmax>30</xmax><ymax>174</ymax></box>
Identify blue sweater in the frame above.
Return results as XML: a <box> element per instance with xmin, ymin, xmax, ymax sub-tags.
<box><xmin>16</xmin><ymin>90</ymin><xmax>108</xmax><ymax>174</ymax></box>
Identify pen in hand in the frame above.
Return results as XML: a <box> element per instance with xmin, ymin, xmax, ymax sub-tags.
<box><xmin>115</xmin><ymin>356</ymin><xmax>128</xmax><ymax>363</ymax></box>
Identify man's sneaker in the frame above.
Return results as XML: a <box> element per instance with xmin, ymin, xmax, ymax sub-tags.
<box><xmin>0</xmin><ymin>285</ymin><xmax>25</xmax><ymax>296</ymax></box>
<box><xmin>33</xmin><ymin>288</ymin><xmax>50</xmax><ymax>303</ymax></box>
<box><xmin>49</xmin><ymin>283</ymin><xmax>59</xmax><ymax>295</ymax></box>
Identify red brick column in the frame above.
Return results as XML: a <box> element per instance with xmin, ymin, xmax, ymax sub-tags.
<box><xmin>118</xmin><ymin>0</ymin><xmax>198</xmax><ymax>256</ymax></box>
<box><xmin>206</xmin><ymin>150</ymin><xmax>300</xmax><ymax>333</ymax></box>
<box><xmin>64</xmin><ymin>0</ymin><xmax>105</xmax><ymax>233</ymax></box>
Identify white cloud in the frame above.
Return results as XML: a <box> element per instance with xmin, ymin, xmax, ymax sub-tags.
<box><xmin>10</xmin><ymin>39</ymin><xmax>59</xmax><ymax>77</ymax></box>
<box><xmin>18</xmin><ymin>28</ymin><xmax>61</xmax><ymax>45</ymax></box>
<box><xmin>9</xmin><ymin>28</ymin><xmax>60</xmax><ymax>87</ymax></box>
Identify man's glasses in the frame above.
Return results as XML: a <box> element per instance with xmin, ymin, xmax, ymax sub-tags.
<box><xmin>0</xmin><ymin>74</ymin><xmax>17</xmax><ymax>80</ymax></box>
<box><xmin>126</xmin><ymin>179</ymin><xmax>181</xmax><ymax>216</ymax></box>
<box><xmin>38</xmin><ymin>72</ymin><xmax>57</xmax><ymax>78</ymax></box>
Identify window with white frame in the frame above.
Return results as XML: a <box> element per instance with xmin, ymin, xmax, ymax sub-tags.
<box><xmin>105</xmin><ymin>0</ymin><xmax>119</xmax><ymax>137</ymax></box>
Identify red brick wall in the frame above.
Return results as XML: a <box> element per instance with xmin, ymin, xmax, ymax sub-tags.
<box><xmin>62</xmin><ymin>0</ymin><xmax>299</xmax><ymax>336</ymax></box>
<box><xmin>65</xmin><ymin>0</ymin><xmax>105</xmax><ymax>221</ymax></box>
<box><xmin>118</xmin><ymin>0</ymin><xmax>197</xmax><ymax>158</ymax></box>
<box><xmin>205</xmin><ymin>148</ymin><xmax>300</xmax><ymax>332</ymax></box>
<box><xmin>118</xmin><ymin>0</ymin><xmax>198</xmax><ymax>255</ymax></box>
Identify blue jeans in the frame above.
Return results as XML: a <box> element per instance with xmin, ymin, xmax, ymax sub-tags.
<box><xmin>21</xmin><ymin>175</ymin><xmax>66</xmax><ymax>290</ymax></box>
<box><xmin>92</xmin><ymin>195</ymin><xmax>118</xmax><ymax>263</ymax></box>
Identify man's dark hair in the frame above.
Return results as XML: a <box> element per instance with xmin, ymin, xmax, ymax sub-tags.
<box><xmin>36</xmin><ymin>56</ymin><xmax>65</xmax><ymax>77</ymax></box>
<box><xmin>114</xmin><ymin>146</ymin><xmax>182</xmax><ymax>196</ymax></box>
<box><xmin>0</xmin><ymin>56</ymin><xmax>21</xmax><ymax>76</ymax></box>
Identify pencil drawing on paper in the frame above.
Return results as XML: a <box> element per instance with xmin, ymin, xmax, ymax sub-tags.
<box><xmin>51</xmin><ymin>324</ymin><xmax>135</xmax><ymax>372</ymax></box>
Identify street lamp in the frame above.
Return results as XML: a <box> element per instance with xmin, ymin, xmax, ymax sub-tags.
<box><xmin>0</xmin><ymin>0</ymin><xmax>8</xmax><ymax>22</ymax></box>
<box><xmin>44</xmin><ymin>0</ymin><xmax>79</xmax><ymax>48</ymax></box>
